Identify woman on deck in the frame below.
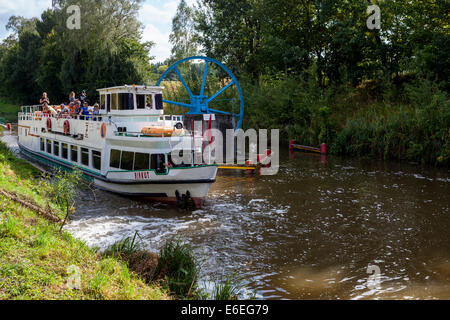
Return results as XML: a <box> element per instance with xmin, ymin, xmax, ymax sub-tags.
<box><xmin>40</xmin><ymin>92</ymin><xmax>50</xmax><ymax>105</ymax></box>
<box><xmin>69</xmin><ymin>91</ymin><xmax>76</xmax><ymax>103</ymax></box>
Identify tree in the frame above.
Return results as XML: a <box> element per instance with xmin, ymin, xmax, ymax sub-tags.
<box><xmin>169</xmin><ymin>0</ymin><xmax>198</xmax><ymax>63</ymax></box>
<box><xmin>0</xmin><ymin>0</ymin><xmax>155</xmax><ymax>104</ymax></box>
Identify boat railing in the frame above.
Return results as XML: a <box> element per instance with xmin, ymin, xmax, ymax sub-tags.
<box><xmin>18</xmin><ymin>111</ymin><xmax>105</xmax><ymax>122</ymax></box>
<box><xmin>19</xmin><ymin>107</ymin><xmax>183</xmax><ymax>124</ymax></box>
<box><xmin>113</xmin><ymin>130</ymin><xmax>193</xmax><ymax>138</ymax></box>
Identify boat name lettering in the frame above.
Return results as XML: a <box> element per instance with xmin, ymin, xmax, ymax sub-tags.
<box><xmin>134</xmin><ymin>171</ymin><xmax>150</xmax><ymax>180</ymax></box>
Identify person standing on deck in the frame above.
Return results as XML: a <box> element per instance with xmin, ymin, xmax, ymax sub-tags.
<box><xmin>69</xmin><ymin>91</ymin><xmax>76</xmax><ymax>103</ymax></box>
<box><xmin>40</xmin><ymin>92</ymin><xmax>50</xmax><ymax>105</ymax></box>
<box><xmin>79</xmin><ymin>90</ymin><xmax>88</xmax><ymax>105</ymax></box>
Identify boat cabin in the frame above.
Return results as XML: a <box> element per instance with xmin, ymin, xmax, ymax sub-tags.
<box><xmin>97</xmin><ymin>85</ymin><xmax>165</xmax><ymax>116</ymax></box>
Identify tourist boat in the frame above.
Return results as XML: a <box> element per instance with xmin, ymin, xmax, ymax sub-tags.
<box><xmin>17</xmin><ymin>85</ymin><xmax>218</xmax><ymax>208</ymax></box>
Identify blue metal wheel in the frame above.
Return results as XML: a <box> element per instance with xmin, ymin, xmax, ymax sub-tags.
<box><xmin>156</xmin><ymin>56</ymin><xmax>244</xmax><ymax>130</ymax></box>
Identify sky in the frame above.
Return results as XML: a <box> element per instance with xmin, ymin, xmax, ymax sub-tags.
<box><xmin>0</xmin><ymin>0</ymin><xmax>192</xmax><ymax>62</ymax></box>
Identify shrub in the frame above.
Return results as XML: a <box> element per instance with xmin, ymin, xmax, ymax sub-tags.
<box><xmin>211</xmin><ymin>274</ymin><xmax>242</xmax><ymax>300</ymax></box>
<box><xmin>154</xmin><ymin>239</ymin><xmax>199</xmax><ymax>298</ymax></box>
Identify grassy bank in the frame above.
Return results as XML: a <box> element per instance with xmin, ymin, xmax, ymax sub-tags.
<box><xmin>0</xmin><ymin>98</ymin><xmax>19</xmax><ymax>123</ymax></box>
<box><xmin>0</xmin><ymin>139</ymin><xmax>169</xmax><ymax>300</ymax></box>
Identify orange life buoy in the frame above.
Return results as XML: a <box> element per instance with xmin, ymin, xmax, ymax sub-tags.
<box><xmin>46</xmin><ymin>118</ymin><xmax>52</xmax><ymax>131</ymax></box>
<box><xmin>64</xmin><ymin>120</ymin><xmax>70</xmax><ymax>135</ymax></box>
<box><xmin>100</xmin><ymin>123</ymin><xmax>106</xmax><ymax>138</ymax></box>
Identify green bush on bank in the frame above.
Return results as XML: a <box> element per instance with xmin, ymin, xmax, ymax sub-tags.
<box><xmin>164</xmin><ymin>60</ymin><xmax>448</xmax><ymax>166</ymax></box>
<box><xmin>166</xmin><ymin>73</ymin><xmax>448</xmax><ymax>166</ymax></box>
<box><xmin>154</xmin><ymin>239</ymin><xmax>200</xmax><ymax>299</ymax></box>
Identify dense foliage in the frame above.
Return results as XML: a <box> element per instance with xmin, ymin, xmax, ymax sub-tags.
<box><xmin>0</xmin><ymin>0</ymin><xmax>154</xmax><ymax>105</ymax></box>
<box><xmin>167</xmin><ymin>0</ymin><xmax>449</xmax><ymax>166</ymax></box>
<box><xmin>0</xmin><ymin>0</ymin><xmax>448</xmax><ymax>165</ymax></box>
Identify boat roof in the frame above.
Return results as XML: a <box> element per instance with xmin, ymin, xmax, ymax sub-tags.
<box><xmin>97</xmin><ymin>85</ymin><xmax>164</xmax><ymax>94</ymax></box>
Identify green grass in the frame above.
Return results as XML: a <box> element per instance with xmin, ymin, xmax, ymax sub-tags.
<box><xmin>211</xmin><ymin>274</ymin><xmax>242</xmax><ymax>300</ymax></box>
<box><xmin>104</xmin><ymin>231</ymin><xmax>143</xmax><ymax>258</ymax></box>
<box><xmin>154</xmin><ymin>240</ymin><xmax>200</xmax><ymax>299</ymax></box>
<box><xmin>0</xmin><ymin>98</ymin><xmax>19</xmax><ymax>123</ymax></box>
<box><xmin>0</xmin><ymin>140</ymin><xmax>169</xmax><ymax>300</ymax></box>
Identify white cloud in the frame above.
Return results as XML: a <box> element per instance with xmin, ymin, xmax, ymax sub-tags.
<box><xmin>139</xmin><ymin>1</ymin><xmax>177</xmax><ymax>29</ymax></box>
<box><xmin>0</xmin><ymin>0</ymin><xmax>51</xmax><ymax>17</ymax></box>
<box><xmin>142</xmin><ymin>23</ymin><xmax>171</xmax><ymax>63</ymax></box>
<box><xmin>138</xmin><ymin>0</ymin><xmax>179</xmax><ymax>62</ymax></box>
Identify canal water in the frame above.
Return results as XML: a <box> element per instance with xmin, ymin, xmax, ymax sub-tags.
<box><xmin>3</xmin><ymin>131</ymin><xmax>449</xmax><ymax>299</ymax></box>
<box><xmin>66</xmin><ymin>150</ymin><xmax>450</xmax><ymax>300</ymax></box>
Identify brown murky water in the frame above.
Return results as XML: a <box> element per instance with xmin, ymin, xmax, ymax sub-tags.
<box><xmin>3</xmin><ymin>131</ymin><xmax>449</xmax><ymax>299</ymax></box>
<box><xmin>66</xmin><ymin>151</ymin><xmax>450</xmax><ymax>300</ymax></box>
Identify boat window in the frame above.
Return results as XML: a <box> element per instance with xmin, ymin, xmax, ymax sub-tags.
<box><xmin>172</xmin><ymin>150</ymin><xmax>192</xmax><ymax>167</ymax></box>
<box><xmin>151</xmin><ymin>154</ymin><xmax>166</xmax><ymax>174</ymax></box>
<box><xmin>106</xmin><ymin>93</ymin><xmax>111</xmax><ymax>112</ymax></box>
<box><xmin>92</xmin><ymin>150</ymin><xmax>101</xmax><ymax>170</ymax></box>
<box><xmin>155</xmin><ymin>94</ymin><xmax>163</xmax><ymax>110</ymax></box>
<box><xmin>110</xmin><ymin>149</ymin><xmax>121</xmax><ymax>169</ymax></box>
<box><xmin>46</xmin><ymin>139</ymin><xmax>52</xmax><ymax>154</ymax></box>
<box><xmin>136</xmin><ymin>94</ymin><xmax>146</xmax><ymax>109</ymax></box>
<box><xmin>111</xmin><ymin>93</ymin><xmax>118</xmax><ymax>110</ymax></box>
<box><xmin>118</xmin><ymin>93</ymin><xmax>134</xmax><ymax>110</ymax></box>
<box><xmin>71</xmin><ymin>145</ymin><xmax>78</xmax><ymax>162</ymax></box>
<box><xmin>120</xmin><ymin>151</ymin><xmax>134</xmax><ymax>170</ymax></box>
<box><xmin>53</xmin><ymin>141</ymin><xmax>60</xmax><ymax>157</ymax></box>
<box><xmin>81</xmin><ymin>148</ymin><xmax>89</xmax><ymax>166</ymax></box>
<box><xmin>100</xmin><ymin>95</ymin><xmax>105</xmax><ymax>110</ymax></box>
<box><xmin>134</xmin><ymin>153</ymin><xmax>150</xmax><ymax>170</ymax></box>
<box><xmin>40</xmin><ymin>138</ymin><xmax>45</xmax><ymax>151</ymax></box>
<box><xmin>147</xmin><ymin>95</ymin><xmax>153</xmax><ymax>109</ymax></box>
<box><xmin>62</xmin><ymin>143</ymin><xmax>68</xmax><ymax>159</ymax></box>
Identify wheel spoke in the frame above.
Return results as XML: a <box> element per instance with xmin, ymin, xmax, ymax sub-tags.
<box><xmin>200</xmin><ymin>62</ymin><xmax>209</xmax><ymax>97</ymax></box>
<box><xmin>207</xmin><ymin>81</ymin><xmax>234</xmax><ymax>103</ymax></box>
<box><xmin>208</xmin><ymin>108</ymin><xmax>231</xmax><ymax>115</ymax></box>
<box><xmin>174</xmin><ymin>67</ymin><xmax>194</xmax><ymax>98</ymax></box>
<box><xmin>162</xmin><ymin>100</ymin><xmax>191</xmax><ymax>108</ymax></box>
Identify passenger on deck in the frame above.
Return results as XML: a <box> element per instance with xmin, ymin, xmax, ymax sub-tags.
<box><xmin>69</xmin><ymin>91</ymin><xmax>76</xmax><ymax>103</ymax></box>
<box><xmin>79</xmin><ymin>102</ymin><xmax>91</xmax><ymax>120</ymax></box>
<box><xmin>40</xmin><ymin>92</ymin><xmax>50</xmax><ymax>105</ymax></box>
<box><xmin>72</xmin><ymin>101</ymin><xmax>81</xmax><ymax>117</ymax></box>
<box><xmin>60</xmin><ymin>104</ymin><xmax>70</xmax><ymax>118</ymax></box>
<box><xmin>79</xmin><ymin>90</ymin><xmax>88</xmax><ymax>105</ymax></box>
<box><xmin>92</xmin><ymin>103</ymin><xmax>100</xmax><ymax>121</ymax></box>
<box><xmin>42</xmin><ymin>102</ymin><xmax>49</xmax><ymax>115</ymax></box>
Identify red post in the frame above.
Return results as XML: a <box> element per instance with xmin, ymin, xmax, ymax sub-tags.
<box><xmin>289</xmin><ymin>140</ymin><xmax>295</xmax><ymax>152</ymax></box>
<box><xmin>6</xmin><ymin>123</ymin><xmax>11</xmax><ymax>132</ymax></box>
<box><xmin>320</xmin><ymin>143</ymin><xmax>327</xmax><ymax>155</ymax></box>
